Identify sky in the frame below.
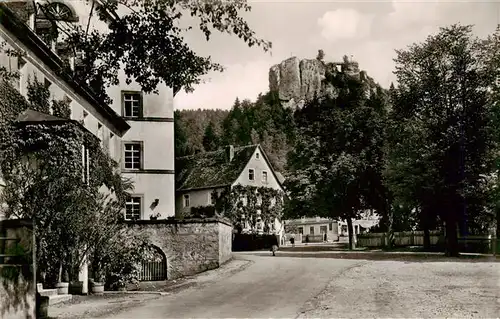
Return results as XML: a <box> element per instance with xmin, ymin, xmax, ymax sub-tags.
<box><xmin>175</xmin><ymin>0</ymin><xmax>500</xmax><ymax>111</ymax></box>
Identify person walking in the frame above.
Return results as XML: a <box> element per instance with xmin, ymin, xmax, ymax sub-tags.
<box><xmin>271</xmin><ymin>235</ymin><xmax>279</xmax><ymax>256</ymax></box>
<box><xmin>290</xmin><ymin>237</ymin><xmax>295</xmax><ymax>248</ymax></box>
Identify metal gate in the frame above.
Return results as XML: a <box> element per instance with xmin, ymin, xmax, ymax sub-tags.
<box><xmin>139</xmin><ymin>246</ymin><xmax>166</xmax><ymax>281</ymax></box>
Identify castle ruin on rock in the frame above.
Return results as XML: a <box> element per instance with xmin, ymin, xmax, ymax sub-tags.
<box><xmin>268</xmin><ymin>54</ymin><xmax>378</xmax><ymax>109</ymax></box>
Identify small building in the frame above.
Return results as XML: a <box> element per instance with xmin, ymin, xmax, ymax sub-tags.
<box><xmin>284</xmin><ymin>217</ymin><xmax>339</xmax><ymax>243</ymax></box>
<box><xmin>175</xmin><ymin>144</ymin><xmax>286</xmax><ymax>240</ymax></box>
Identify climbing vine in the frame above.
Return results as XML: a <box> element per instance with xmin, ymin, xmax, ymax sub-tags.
<box><xmin>0</xmin><ymin>49</ymin><xmax>144</xmax><ymax>295</ymax></box>
<box><xmin>212</xmin><ymin>185</ymin><xmax>284</xmax><ymax>234</ymax></box>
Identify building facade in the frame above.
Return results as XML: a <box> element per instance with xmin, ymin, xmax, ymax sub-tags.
<box><xmin>175</xmin><ymin>145</ymin><xmax>285</xmax><ymax>239</ymax></box>
<box><xmin>11</xmin><ymin>0</ymin><xmax>176</xmax><ymax>219</ymax></box>
<box><xmin>284</xmin><ymin>217</ymin><xmax>340</xmax><ymax>243</ymax></box>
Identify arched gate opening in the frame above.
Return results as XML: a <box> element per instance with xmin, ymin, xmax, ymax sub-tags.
<box><xmin>139</xmin><ymin>245</ymin><xmax>167</xmax><ymax>281</ymax></box>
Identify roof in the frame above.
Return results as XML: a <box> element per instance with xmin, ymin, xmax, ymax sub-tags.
<box><xmin>175</xmin><ymin>145</ymin><xmax>259</xmax><ymax>192</ymax></box>
<box><xmin>16</xmin><ymin>109</ymin><xmax>68</xmax><ymax>123</ymax></box>
<box><xmin>15</xmin><ymin>108</ymin><xmax>99</xmax><ymax>143</ymax></box>
<box><xmin>0</xmin><ymin>3</ymin><xmax>130</xmax><ymax>135</ymax></box>
<box><xmin>275</xmin><ymin>172</ymin><xmax>285</xmax><ymax>185</ymax></box>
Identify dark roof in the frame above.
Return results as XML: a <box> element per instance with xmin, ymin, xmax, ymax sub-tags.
<box><xmin>15</xmin><ymin>108</ymin><xmax>99</xmax><ymax>144</ymax></box>
<box><xmin>16</xmin><ymin>109</ymin><xmax>68</xmax><ymax>123</ymax></box>
<box><xmin>175</xmin><ymin>145</ymin><xmax>258</xmax><ymax>192</ymax></box>
<box><xmin>0</xmin><ymin>3</ymin><xmax>130</xmax><ymax>135</ymax></box>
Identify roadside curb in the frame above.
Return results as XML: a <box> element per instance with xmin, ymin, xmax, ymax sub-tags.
<box><xmin>101</xmin><ymin>291</ymin><xmax>171</xmax><ymax>296</ymax></box>
<box><xmin>101</xmin><ymin>258</ymin><xmax>253</xmax><ymax>295</ymax></box>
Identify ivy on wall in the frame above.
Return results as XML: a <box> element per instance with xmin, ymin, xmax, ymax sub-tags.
<box><xmin>0</xmin><ymin>44</ymin><xmax>148</xmax><ymax>294</ymax></box>
<box><xmin>211</xmin><ymin>185</ymin><xmax>284</xmax><ymax>234</ymax></box>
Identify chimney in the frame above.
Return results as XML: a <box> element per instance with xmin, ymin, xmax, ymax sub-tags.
<box><xmin>226</xmin><ymin>145</ymin><xmax>234</xmax><ymax>162</ymax></box>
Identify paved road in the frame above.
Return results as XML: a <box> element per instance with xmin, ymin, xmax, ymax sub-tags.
<box><xmin>100</xmin><ymin>253</ymin><xmax>500</xmax><ymax>318</ymax></box>
<box><xmin>102</xmin><ymin>255</ymin><xmax>361</xmax><ymax>318</ymax></box>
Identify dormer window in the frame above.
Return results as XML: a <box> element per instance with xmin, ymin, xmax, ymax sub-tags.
<box><xmin>44</xmin><ymin>3</ymin><xmax>75</xmax><ymax>21</ymax></box>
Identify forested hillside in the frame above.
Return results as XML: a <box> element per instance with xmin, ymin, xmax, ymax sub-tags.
<box><xmin>175</xmin><ymin>91</ymin><xmax>296</xmax><ymax>173</ymax></box>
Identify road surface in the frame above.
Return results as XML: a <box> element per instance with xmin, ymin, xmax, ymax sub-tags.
<box><xmin>102</xmin><ymin>254</ymin><xmax>360</xmax><ymax>318</ymax></box>
<box><xmin>99</xmin><ymin>253</ymin><xmax>499</xmax><ymax>318</ymax></box>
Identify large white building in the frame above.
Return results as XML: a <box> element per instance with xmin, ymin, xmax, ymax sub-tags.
<box><xmin>4</xmin><ymin>0</ymin><xmax>176</xmax><ymax>220</ymax></box>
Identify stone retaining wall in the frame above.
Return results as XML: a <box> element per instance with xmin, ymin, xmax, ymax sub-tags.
<box><xmin>124</xmin><ymin>217</ymin><xmax>233</xmax><ymax>280</ymax></box>
<box><xmin>0</xmin><ymin>219</ymin><xmax>35</xmax><ymax>319</ymax></box>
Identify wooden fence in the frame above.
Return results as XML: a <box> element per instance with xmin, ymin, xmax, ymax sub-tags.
<box><xmin>357</xmin><ymin>231</ymin><xmax>443</xmax><ymax>247</ymax></box>
<box><xmin>140</xmin><ymin>260</ymin><xmax>166</xmax><ymax>281</ymax></box>
<box><xmin>357</xmin><ymin>231</ymin><xmax>499</xmax><ymax>254</ymax></box>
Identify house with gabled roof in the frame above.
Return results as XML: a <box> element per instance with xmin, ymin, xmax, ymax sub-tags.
<box><xmin>175</xmin><ymin>144</ymin><xmax>285</xmax><ymax>239</ymax></box>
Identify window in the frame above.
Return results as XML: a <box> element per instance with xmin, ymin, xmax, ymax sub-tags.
<box><xmin>45</xmin><ymin>3</ymin><xmax>74</xmax><ymax>21</ymax></box>
<box><xmin>183</xmin><ymin>194</ymin><xmax>190</xmax><ymax>208</ymax></box>
<box><xmin>262</xmin><ymin>171</ymin><xmax>268</xmax><ymax>184</ymax></box>
<box><xmin>320</xmin><ymin>226</ymin><xmax>327</xmax><ymax>234</ymax></box>
<box><xmin>124</xmin><ymin>143</ymin><xmax>141</xmax><ymax>170</ymax></box>
<box><xmin>81</xmin><ymin>145</ymin><xmax>89</xmax><ymax>184</ymax></box>
<box><xmin>248</xmin><ymin>169</ymin><xmax>255</xmax><ymax>181</ymax></box>
<box><xmin>125</xmin><ymin>196</ymin><xmax>141</xmax><ymax>220</ymax></box>
<box><xmin>329</xmin><ymin>223</ymin><xmax>333</xmax><ymax>231</ymax></box>
<box><xmin>109</xmin><ymin>133</ymin><xmax>115</xmax><ymax>158</ymax></box>
<box><xmin>298</xmin><ymin>227</ymin><xmax>303</xmax><ymax>235</ymax></box>
<box><xmin>210</xmin><ymin>192</ymin><xmax>216</xmax><ymax>205</ymax></box>
<box><xmin>122</xmin><ymin>92</ymin><xmax>142</xmax><ymax>118</ymax></box>
<box><xmin>256</xmin><ymin>152</ymin><xmax>260</xmax><ymax>159</ymax></box>
<box><xmin>309</xmin><ymin>226</ymin><xmax>315</xmax><ymax>235</ymax></box>
<box><xmin>97</xmin><ymin>123</ymin><xmax>103</xmax><ymax>149</ymax></box>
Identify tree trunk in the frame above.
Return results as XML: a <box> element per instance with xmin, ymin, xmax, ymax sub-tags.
<box><xmin>58</xmin><ymin>260</ymin><xmax>63</xmax><ymax>283</ymax></box>
<box><xmin>496</xmin><ymin>208</ymin><xmax>500</xmax><ymax>240</ymax></box>
<box><xmin>445</xmin><ymin>218</ymin><xmax>459</xmax><ymax>257</ymax></box>
<box><xmin>346</xmin><ymin>218</ymin><xmax>355</xmax><ymax>250</ymax></box>
<box><xmin>387</xmin><ymin>206</ymin><xmax>394</xmax><ymax>249</ymax></box>
<box><xmin>421</xmin><ymin>207</ymin><xmax>431</xmax><ymax>250</ymax></box>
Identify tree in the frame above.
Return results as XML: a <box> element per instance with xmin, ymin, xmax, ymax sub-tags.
<box><xmin>0</xmin><ymin>75</ymin><xmax>147</xmax><ymax>289</ymax></box>
<box><xmin>390</xmin><ymin>24</ymin><xmax>497</xmax><ymax>256</ymax></box>
<box><xmin>202</xmin><ymin>121</ymin><xmax>219</xmax><ymax>151</ymax></box>
<box><xmin>174</xmin><ymin>110</ymin><xmax>190</xmax><ymax>157</ymax></box>
<box><xmin>36</xmin><ymin>0</ymin><xmax>271</xmax><ymax>104</ymax></box>
<box><xmin>285</xmin><ymin>71</ymin><xmax>388</xmax><ymax>250</ymax></box>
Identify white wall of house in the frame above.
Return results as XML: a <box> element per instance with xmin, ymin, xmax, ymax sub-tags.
<box><xmin>233</xmin><ymin>146</ymin><xmax>282</xmax><ymax>190</ymax></box>
<box><xmin>176</xmin><ymin>188</ymin><xmax>225</xmax><ymax>216</ymax></box>
<box><xmin>233</xmin><ymin>146</ymin><xmax>285</xmax><ymax>237</ymax></box>
<box><xmin>0</xmin><ymin>26</ymin><xmax>124</xmax><ymax>165</ymax></box>
<box><xmin>42</xmin><ymin>0</ymin><xmax>176</xmax><ymax>219</ymax></box>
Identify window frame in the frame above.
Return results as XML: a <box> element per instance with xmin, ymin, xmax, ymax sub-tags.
<box><xmin>123</xmin><ymin>141</ymin><xmax>144</xmax><ymax>170</ymax></box>
<box><xmin>256</xmin><ymin>152</ymin><xmax>260</xmax><ymax>159</ymax></box>
<box><xmin>121</xmin><ymin>91</ymin><xmax>143</xmax><ymax>118</ymax></box>
<box><xmin>209</xmin><ymin>192</ymin><xmax>217</xmax><ymax>205</ymax></box>
<box><xmin>262</xmin><ymin>171</ymin><xmax>268</xmax><ymax>184</ymax></box>
<box><xmin>309</xmin><ymin>226</ymin><xmax>315</xmax><ymax>235</ymax></box>
<box><xmin>125</xmin><ymin>195</ymin><xmax>143</xmax><ymax>220</ymax></box>
<box><xmin>298</xmin><ymin>227</ymin><xmax>303</xmax><ymax>235</ymax></box>
<box><xmin>248</xmin><ymin>168</ymin><xmax>255</xmax><ymax>181</ymax></box>
<box><xmin>183</xmin><ymin>194</ymin><xmax>190</xmax><ymax>208</ymax></box>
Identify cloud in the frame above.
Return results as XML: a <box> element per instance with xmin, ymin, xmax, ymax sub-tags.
<box><xmin>317</xmin><ymin>9</ymin><xmax>374</xmax><ymax>42</ymax></box>
<box><xmin>385</xmin><ymin>0</ymin><xmax>446</xmax><ymax>29</ymax></box>
<box><xmin>174</xmin><ymin>60</ymin><xmax>273</xmax><ymax>110</ymax></box>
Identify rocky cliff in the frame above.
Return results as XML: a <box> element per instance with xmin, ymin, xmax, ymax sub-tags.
<box><xmin>269</xmin><ymin>56</ymin><xmax>379</xmax><ymax>109</ymax></box>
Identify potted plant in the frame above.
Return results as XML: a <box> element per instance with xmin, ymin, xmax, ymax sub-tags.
<box><xmin>149</xmin><ymin>212</ymin><xmax>161</xmax><ymax>221</ymax></box>
<box><xmin>91</xmin><ymin>266</ymin><xmax>105</xmax><ymax>294</ymax></box>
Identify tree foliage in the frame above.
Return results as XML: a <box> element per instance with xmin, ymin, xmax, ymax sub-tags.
<box><xmin>388</xmin><ymin>24</ymin><xmax>498</xmax><ymax>256</ymax></box>
<box><xmin>174</xmin><ymin>92</ymin><xmax>295</xmax><ymax>173</ymax></box>
<box><xmin>39</xmin><ymin>0</ymin><xmax>271</xmax><ymax>104</ymax></box>
<box><xmin>285</xmin><ymin>70</ymin><xmax>389</xmax><ymax>250</ymax></box>
<box><xmin>0</xmin><ymin>74</ymin><xmax>147</xmax><ymax>288</ymax></box>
